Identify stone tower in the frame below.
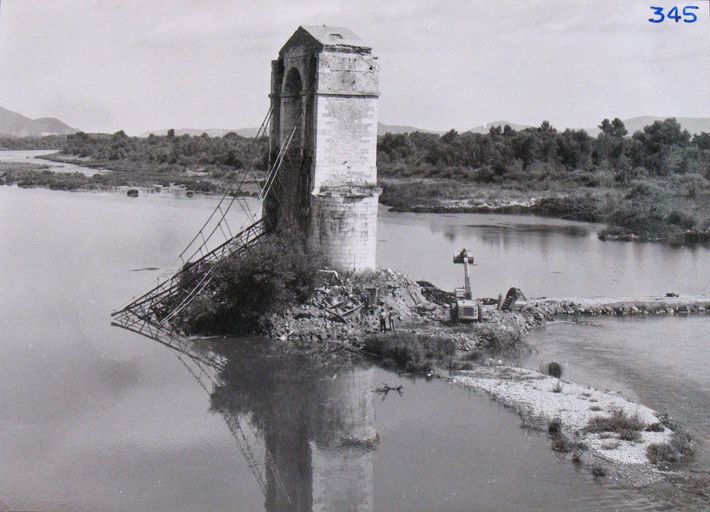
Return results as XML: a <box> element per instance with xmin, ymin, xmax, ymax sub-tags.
<box><xmin>264</xmin><ymin>26</ymin><xmax>380</xmax><ymax>271</ymax></box>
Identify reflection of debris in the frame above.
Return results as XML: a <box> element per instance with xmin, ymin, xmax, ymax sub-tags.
<box><xmin>374</xmin><ymin>383</ymin><xmax>404</xmax><ymax>398</ymax></box>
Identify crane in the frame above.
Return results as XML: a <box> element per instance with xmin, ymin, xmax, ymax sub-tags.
<box><xmin>450</xmin><ymin>248</ymin><xmax>480</xmax><ymax>322</ymax></box>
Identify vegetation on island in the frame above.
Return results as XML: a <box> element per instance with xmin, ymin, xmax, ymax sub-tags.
<box><xmin>1</xmin><ymin>118</ymin><xmax>709</xmax><ymax>242</ymax></box>
<box><xmin>0</xmin><ymin>134</ymin><xmax>67</xmax><ymax>150</ymax></box>
<box><xmin>174</xmin><ymin>229</ymin><xmax>324</xmax><ymax>335</ymax></box>
<box><xmin>0</xmin><ymin>129</ymin><xmax>267</xmax><ymax>193</ymax></box>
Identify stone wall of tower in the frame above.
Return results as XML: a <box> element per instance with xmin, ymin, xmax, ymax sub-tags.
<box><xmin>311</xmin><ymin>52</ymin><xmax>379</xmax><ymax>190</ymax></box>
<box><xmin>266</xmin><ymin>27</ymin><xmax>380</xmax><ymax>271</ymax></box>
<box><xmin>309</xmin><ymin>190</ymin><xmax>379</xmax><ymax>272</ymax></box>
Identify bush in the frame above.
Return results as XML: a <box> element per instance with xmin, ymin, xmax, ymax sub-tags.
<box><xmin>671</xmin><ymin>432</ymin><xmax>694</xmax><ymax>457</ymax></box>
<box><xmin>178</xmin><ymin>229</ymin><xmax>324</xmax><ymax>334</ymax></box>
<box><xmin>647</xmin><ymin>432</ymin><xmax>694</xmax><ymax>468</ymax></box>
<box><xmin>364</xmin><ymin>332</ymin><xmax>456</xmax><ymax>373</ymax></box>
<box><xmin>547</xmin><ymin>362</ymin><xmax>563</xmax><ymax>378</ymax></box>
<box><xmin>618</xmin><ymin>429</ymin><xmax>642</xmax><ymax>442</ymax></box>
<box><xmin>585</xmin><ymin>407</ymin><xmax>646</xmax><ymax>434</ymax></box>
<box><xmin>548</xmin><ymin>418</ymin><xmax>562</xmax><ymax>436</ymax></box>
<box><xmin>475</xmin><ymin>326</ymin><xmax>525</xmax><ymax>354</ymax></box>
<box><xmin>591</xmin><ymin>464</ymin><xmax>607</xmax><ymax>478</ymax></box>
<box><xmin>647</xmin><ymin>442</ymin><xmax>677</xmax><ymax>468</ymax></box>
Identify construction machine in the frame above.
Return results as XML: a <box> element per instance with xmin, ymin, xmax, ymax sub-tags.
<box><xmin>450</xmin><ymin>249</ymin><xmax>479</xmax><ymax>322</ymax></box>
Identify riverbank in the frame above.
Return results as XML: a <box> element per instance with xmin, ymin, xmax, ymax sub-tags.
<box><xmin>0</xmin><ymin>152</ymin><xmax>262</xmax><ymax>194</ymax></box>
<box><xmin>3</xmin><ymin>148</ymin><xmax>709</xmax><ymax>245</ymax></box>
<box><xmin>380</xmin><ymin>178</ymin><xmax>710</xmax><ymax>244</ymax></box>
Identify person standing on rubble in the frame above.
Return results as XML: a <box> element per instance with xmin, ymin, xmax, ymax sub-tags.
<box><xmin>388</xmin><ymin>308</ymin><xmax>396</xmax><ymax>331</ymax></box>
<box><xmin>379</xmin><ymin>307</ymin><xmax>387</xmax><ymax>333</ymax></box>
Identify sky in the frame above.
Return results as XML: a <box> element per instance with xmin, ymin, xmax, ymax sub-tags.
<box><xmin>1</xmin><ymin>0</ymin><xmax>709</xmax><ymax>135</ymax></box>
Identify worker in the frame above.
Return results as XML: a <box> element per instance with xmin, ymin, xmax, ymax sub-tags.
<box><xmin>388</xmin><ymin>308</ymin><xmax>396</xmax><ymax>331</ymax></box>
<box><xmin>379</xmin><ymin>308</ymin><xmax>387</xmax><ymax>333</ymax></box>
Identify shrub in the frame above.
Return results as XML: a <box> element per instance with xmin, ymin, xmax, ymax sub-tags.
<box><xmin>591</xmin><ymin>464</ymin><xmax>607</xmax><ymax>478</ymax></box>
<box><xmin>585</xmin><ymin>407</ymin><xmax>646</xmax><ymax>434</ymax></box>
<box><xmin>475</xmin><ymin>326</ymin><xmax>525</xmax><ymax>354</ymax></box>
<box><xmin>548</xmin><ymin>418</ymin><xmax>562</xmax><ymax>436</ymax></box>
<box><xmin>177</xmin><ymin>229</ymin><xmax>324</xmax><ymax>334</ymax></box>
<box><xmin>647</xmin><ymin>432</ymin><xmax>694</xmax><ymax>468</ymax></box>
<box><xmin>645</xmin><ymin>422</ymin><xmax>664</xmax><ymax>432</ymax></box>
<box><xmin>647</xmin><ymin>442</ymin><xmax>677</xmax><ymax>468</ymax></box>
<box><xmin>618</xmin><ymin>429</ymin><xmax>642</xmax><ymax>442</ymax></box>
<box><xmin>666</xmin><ymin>210</ymin><xmax>696</xmax><ymax>229</ymax></box>
<box><xmin>671</xmin><ymin>432</ymin><xmax>694</xmax><ymax>457</ymax></box>
<box><xmin>364</xmin><ymin>332</ymin><xmax>456</xmax><ymax>373</ymax></box>
<box><xmin>551</xmin><ymin>435</ymin><xmax>574</xmax><ymax>453</ymax></box>
<box><xmin>547</xmin><ymin>362</ymin><xmax>563</xmax><ymax>378</ymax></box>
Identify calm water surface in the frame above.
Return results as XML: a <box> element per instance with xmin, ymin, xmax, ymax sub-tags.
<box><xmin>1</xmin><ymin>153</ymin><xmax>709</xmax><ymax>511</ymax></box>
<box><xmin>0</xmin><ymin>149</ymin><xmax>108</xmax><ymax>176</ymax></box>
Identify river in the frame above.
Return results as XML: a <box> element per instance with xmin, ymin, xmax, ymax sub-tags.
<box><xmin>1</xmin><ymin>152</ymin><xmax>709</xmax><ymax>511</ymax></box>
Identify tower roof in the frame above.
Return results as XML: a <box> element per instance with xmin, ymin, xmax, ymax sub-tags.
<box><xmin>280</xmin><ymin>25</ymin><xmax>371</xmax><ymax>55</ymax></box>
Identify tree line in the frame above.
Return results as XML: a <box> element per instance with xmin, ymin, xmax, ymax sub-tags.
<box><xmin>62</xmin><ymin>129</ymin><xmax>268</xmax><ymax>171</ymax></box>
<box><xmin>377</xmin><ymin>118</ymin><xmax>710</xmax><ymax>184</ymax></box>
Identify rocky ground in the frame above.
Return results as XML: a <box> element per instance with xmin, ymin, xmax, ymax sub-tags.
<box><xmin>264</xmin><ymin>268</ymin><xmax>710</xmax><ymax>356</ymax></box>
<box><xmin>531</xmin><ymin>296</ymin><xmax>710</xmax><ymax>316</ymax></box>
<box><xmin>264</xmin><ymin>268</ymin><xmax>550</xmax><ymax>354</ymax></box>
<box><xmin>453</xmin><ymin>364</ymin><xmax>689</xmax><ymax>484</ymax></box>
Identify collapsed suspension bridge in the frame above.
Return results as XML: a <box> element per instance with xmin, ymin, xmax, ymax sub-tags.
<box><xmin>111</xmin><ymin>91</ymin><xmax>310</xmax><ymax>335</ymax></box>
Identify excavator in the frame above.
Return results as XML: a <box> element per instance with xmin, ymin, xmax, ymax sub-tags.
<box><xmin>450</xmin><ymin>248</ymin><xmax>480</xmax><ymax>322</ymax></box>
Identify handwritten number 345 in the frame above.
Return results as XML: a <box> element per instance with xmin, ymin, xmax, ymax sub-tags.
<box><xmin>649</xmin><ymin>5</ymin><xmax>699</xmax><ymax>23</ymax></box>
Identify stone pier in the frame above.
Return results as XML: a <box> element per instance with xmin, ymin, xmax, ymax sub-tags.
<box><xmin>264</xmin><ymin>25</ymin><xmax>380</xmax><ymax>271</ymax></box>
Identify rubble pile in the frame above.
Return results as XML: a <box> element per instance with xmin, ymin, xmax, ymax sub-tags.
<box><xmin>264</xmin><ymin>268</ymin><xmax>551</xmax><ymax>354</ymax></box>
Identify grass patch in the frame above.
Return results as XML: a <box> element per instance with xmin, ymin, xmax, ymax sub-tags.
<box><xmin>364</xmin><ymin>332</ymin><xmax>456</xmax><ymax>373</ymax></box>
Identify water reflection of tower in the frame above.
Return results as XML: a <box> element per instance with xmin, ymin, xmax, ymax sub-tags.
<box><xmin>311</xmin><ymin>367</ymin><xmax>376</xmax><ymax>512</ymax></box>
<box><xmin>263</xmin><ymin>364</ymin><xmax>376</xmax><ymax>512</ymax></box>
<box><xmin>111</xmin><ymin>318</ymin><xmax>378</xmax><ymax>512</ymax></box>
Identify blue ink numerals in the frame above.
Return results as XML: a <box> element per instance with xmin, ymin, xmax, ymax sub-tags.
<box><xmin>649</xmin><ymin>5</ymin><xmax>699</xmax><ymax>23</ymax></box>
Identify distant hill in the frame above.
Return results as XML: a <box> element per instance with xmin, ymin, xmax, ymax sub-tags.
<box><xmin>377</xmin><ymin>123</ymin><xmax>441</xmax><ymax>135</ymax></box>
<box><xmin>0</xmin><ymin>106</ymin><xmax>78</xmax><ymax>137</ymax></box>
<box><xmin>140</xmin><ymin>127</ymin><xmax>260</xmax><ymax>138</ymax></box>
<box><xmin>468</xmin><ymin>121</ymin><xmax>533</xmax><ymax>133</ymax></box>
<box><xmin>139</xmin><ymin>117</ymin><xmax>710</xmax><ymax>140</ymax></box>
<box><xmin>142</xmin><ymin>123</ymin><xmax>439</xmax><ymax>138</ymax></box>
